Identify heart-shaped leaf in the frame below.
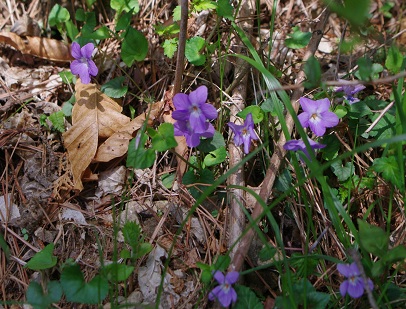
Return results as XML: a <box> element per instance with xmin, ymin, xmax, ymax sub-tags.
<box><xmin>25</xmin><ymin>244</ymin><xmax>57</xmax><ymax>270</ymax></box>
<box><xmin>26</xmin><ymin>281</ymin><xmax>62</xmax><ymax>309</ymax></box>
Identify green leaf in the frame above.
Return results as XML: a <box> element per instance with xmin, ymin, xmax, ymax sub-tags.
<box><xmin>65</xmin><ymin>20</ymin><xmax>79</xmax><ymax>41</ymax></box>
<box><xmin>185</xmin><ymin>36</ymin><xmax>206</xmax><ymax>66</ymax></box>
<box><xmin>110</xmin><ymin>0</ymin><xmax>139</xmax><ymax>14</ymax></box>
<box><xmin>275</xmin><ymin>168</ymin><xmax>292</xmax><ymax>192</ymax></box>
<box><xmin>382</xmin><ymin>245</ymin><xmax>406</xmax><ymax>264</ymax></box>
<box><xmin>324</xmin><ymin>0</ymin><xmax>370</xmax><ymax>28</ymax></box>
<box><xmin>290</xmin><ymin>253</ymin><xmax>319</xmax><ymax>278</ymax></box>
<box><xmin>348</xmin><ymin>101</ymin><xmax>372</xmax><ymax>119</ymax></box>
<box><xmin>75</xmin><ymin>8</ymin><xmax>86</xmax><ymax>22</ymax></box>
<box><xmin>26</xmin><ymin>281</ymin><xmax>62</xmax><ymax>309</ymax></box>
<box><xmin>204</xmin><ymin>146</ymin><xmax>227</xmax><ymax>166</ymax></box>
<box><xmin>358</xmin><ymin>219</ymin><xmax>388</xmax><ymax>257</ymax></box>
<box><xmin>62</xmin><ymin>95</ymin><xmax>75</xmax><ymax>117</ymax></box>
<box><xmin>173</xmin><ymin>6</ymin><xmax>181</xmax><ymax>21</ymax></box>
<box><xmin>331</xmin><ymin>160</ymin><xmax>354</xmax><ymax>182</ymax></box>
<box><xmin>148</xmin><ymin>123</ymin><xmax>178</xmax><ymax>151</ymax></box>
<box><xmin>385</xmin><ymin>45</ymin><xmax>404</xmax><ymax>74</ymax></box>
<box><xmin>216</xmin><ymin>0</ymin><xmax>234</xmax><ymax>20</ymax></box>
<box><xmin>258</xmin><ymin>246</ymin><xmax>276</xmax><ymax>261</ymax></box>
<box><xmin>306</xmin><ymin>291</ymin><xmax>330</xmax><ymax>309</ymax></box>
<box><xmin>261</xmin><ymin>98</ymin><xmax>284</xmax><ymax>116</ymax></box>
<box><xmin>356</xmin><ymin>57</ymin><xmax>383</xmax><ymax>81</ymax></box>
<box><xmin>115</xmin><ymin>11</ymin><xmax>133</xmax><ymax>31</ymax></box>
<box><xmin>213</xmin><ymin>255</ymin><xmax>231</xmax><ymax>271</ymax></box>
<box><xmin>237</xmin><ymin>106</ymin><xmax>264</xmax><ymax>124</ymax></box>
<box><xmin>103</xmin><ymin>263</ymin><xmax>134</xmax><ymax>282</ymax></box>
<box><xmin>234</xmin><ymin>285</ymin><xmax>264</xmax><ymax>309</ymax></box>
<box><xmin>59</xmin><ymin>71</ymin><xmax>74</xmax><ymax>84</ymax></box>
<box><xmin>303</xmin><ymin>56</ymin><xmax>321</xmax><ymax>88</ymax></box>
<box><xmin>155</xmin><ymin>23</ymin><xmax>180</xmax><ymax>36</ymax></box>
<box><xmin>162</xmin><ymin>38</ymin><xmax>178</xmax><ymax>58</ymax></box>
<box><xmin>161</xmin><ymin>173</ymin><xmax>175</xmax><ymax>189</ymax></box>
<box><xmin>61</xmin><ymin>264</ymin><xmax>108</xmax><ymax>304</ymax></box>
<box><xmin>121</xmin><ymin>28</ymin><xmax>148</xmax><ymax>66</ymax></box>
<box><xmin>368</xmin><ymin>112</ymin><xmax>395</xmax><ymax>141</ymax></box>
<box><xmin>197</xmin><ymin>131</ymin><xmax>226</xmax><ymax>152</ymax></box>
<box><xmin>101</xmin><ymin>76</ymin><xmax>128</xmax><ymax>98</ymax></box>
<box><xmin>49</xmin><ymin>111</ymin><xmax>65</xmax><ymax>133</ymax></box>
<box><xmin>284</xmin><ymin>26</ymin><xmax>311</xmax><ymax>49</ymax></box>
<box><xmin>122</xmin><ymin>221</ymin><xmax>142</xmax><ymax>249</ymax></box>
<box><xmin>372</xmin><ymin>156</ymin><xmax>403</xmax><ymax>189</ymax></box>
<box><xmin>25</xmin><ymin>244</ymin><xmax>57</xmax><ymax>270</ymax></box>
<box><xmin>49</xmin><ymin>4</ymin><xmax>70</xmax><ymax>27</ymax></box>
<box><xmin>193</xmin><ymin>0</ymin><xmax>217</xmax><ymax>11</ymax></box>
<box><xmin>334</xmin><ymin>105</ymin><xmax>348</xmax><ymax>119</ymax></box>
<box><xmin>0</xmin><ymin>232</ymin><xmax>10</xmax><ymax>261</ymax></box>
<box><xmin>126</xmin><ymin>132</ymin><xmax>156</xmax><ymax>169</ymax></box>
<box><xmin>182</xmin><ymin>168</ymin><xmax>214</xmax><ymax>199</ymax></box>
<box><xmin>81</xmin><ymin>25</ymin><xmax>111</xmax><ymax>40</ymax></box>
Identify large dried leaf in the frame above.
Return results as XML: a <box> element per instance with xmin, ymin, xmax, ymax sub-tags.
<box><xmin>0</xmin><ymin>32</ymin><xmax>73</xmax><ymax>62</ymax></box>
<box><xmin>94</xmin><ymin>101</ymin><xmax>164</xmax><ymax>162</ymax></box>
<box><xmin>63</xmin><ymin>81</ymin><xmax>130</xmax><ymax>191</ymax></box>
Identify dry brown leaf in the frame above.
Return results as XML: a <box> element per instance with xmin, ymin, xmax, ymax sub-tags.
<box><xmin>63</xmin><ymin>80</ymin><xmax>130</xmax><ymax>191</ymax></box>
<box><xmin>94</xmin><ymin>100</ymin><xmax>164</xmax><ymax>162</ymax></box>
<box><xmin>0</xmin><ymin>32</ymin><xmax>73</xmax><ymax>62</ymax></box>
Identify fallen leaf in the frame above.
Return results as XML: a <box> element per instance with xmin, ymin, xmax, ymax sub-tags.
<box><xmin>0</xmin><ymin>32</ymin><xmax>73</xmax><ymax>62</ymax></box>
<box><xmin>94</xmin><ymin>100</ymin><xmax>164</xmax><ymax>162</ymax></box>
<box><xmin>63</xmin><ymin>80</ymin><xmax>130</xmax><ymax>191</ymax></box>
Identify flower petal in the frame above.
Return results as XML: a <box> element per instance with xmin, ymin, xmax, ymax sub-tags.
<box><xmin>337</xmin><ymin>263</ymin><xmax>351</xmax><ymax>277</ymax></box>
<box><xmin>299</xmin><ymin>97</ymin><xmax>317</xmax><ymax>113</ymax></box>
<box><xmin>230</xmin><ymin>287</ymin><xmax>238</xmax><ymax>303</ymax></box>
<box><xmin>81</xmin><ymin>42</ymin><xmax>96</xmax><ymax>59</ymax></box>
<box><xmin>188</xmin><ymin>85</ymin><xmax>207</xmax><ymax>105</ymax></box>
<box><xmin>225</xmin><ymin>271</ymin><xmax>239</xmax><ymax>284</ymax></box>
<box><xmin>185</xmin><ymin>132</ymin><xmax>201</xmax><ymax>147</ymax></box>
<box><xmin>213</xmin><ymin>271</ymin><xmax>225</xmax><ymax>284</ymax></box>
<box><xmin>347</xmin><ymin>278</ymin><xmax>364</xmax><ymax>298</ymax></box>
<box><xmin>320</xmin><ymin>111</ymin><xmax>339</xmax><ymax>128</ymax></box>
<box><xmin>200</xmin><ymin>103</ymin><xmax>218</xmax><ymax>120</ymax></box>
<box><xmin>242</xmin><ymin>134</ymin><xmax>251</xmax><ymax>154</ymax></box>
<box><xmin>217</xmin><ymin>289</ymin><xmax>233</xmax><ymax>308</ymax></box>
<box><xmin>70</xmin><ymin>61</ymin><xmax>91</xmax><ymax>84</ymax></box>
<box><xmin>283</xmin><ymin>140</ymin><xmax>303</xmax><ymax>151</ymax></box>
<box><xmin>315</xmin><ymin>98</ymin><xmax>331</xmax><ymax>113</ymax></box>
<box><xmin>172</xmin><ymin>110</ymin><xmax>189</xmax><ymax>121</ymax></box>
<box><xmin>309</xmin><ymin>118</ymin><xmax>326</xmax><ymax>136</ymax></box>
<box><xmin>208</xmin><ymin>285</ymin><xmax>223</xmax><ymax>301</ymax></box>
<box><xmin>87</xmin><ymin>60</ymin><xmax>98</xmax><ymax>76</ymax></box>
<box><xmin>173</xmin><ymin>93</ymin><xmax>191</xmax><ymax>111</ymax></box>
<box><xmin>340</xmin><ymin>280</ymin><xmax>349</xmax><ymax>297</ymax></box>
<box><xmin>298</xmin><ymin>112</ymin><xmax>310</xmax><ymax>128</ymax></box>
<box><xmin>348</xmin><ymin>262</ymin><xmax>361</xmax><ymax>276</ymax></box>
<box><xmin>189</xmin><ymin>110</ymin><xmax>208</xmax><ymax>133</ymax></box>
<box><xmin>71</xmin><ymin>42</ymin><xmax>82</xmax><ymax>59</ymax></box>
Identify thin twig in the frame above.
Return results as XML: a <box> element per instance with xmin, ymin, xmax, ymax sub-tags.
<box><xmin>173</xmin><ymin>0</ymin><xmax>188</xmax><ymax>95</ymax></box>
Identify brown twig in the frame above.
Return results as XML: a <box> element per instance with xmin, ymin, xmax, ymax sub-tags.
<box><xmin>173</xmin><ymin>0</ymin><xmax>188</xmax><ymax>95</ymax></box>
<box><xmin>230</xmin><ymin>8</ymin><xmax>331</xmax><ymax>272</ymax></box>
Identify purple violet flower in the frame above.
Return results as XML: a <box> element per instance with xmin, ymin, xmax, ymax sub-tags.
<box><xmin>70</xmin><ymin>42</ymin><xmax>98</xmax><ymax>84</ymax></box>
<box><xmin>228</xmin><ymin>113</ymin><xmax>258</xmax><ymax>154</ymax></box>
<box><xmin>209</xmin><ymin>270</ymin><xmax>239</xmax><ymax>308</ymax></box>
<box><xmin>298</xmin><ymin>97</ymin><xmax>339</xmax><ymax>137</ymax></box>
<box><xmin>172</xmin><ymin>86</ymin><xmax>218</xmax><ymax>147</ymax></box>
<box><xmin>283</xmin><ymin>138</ymin><xmax>326</xmax><ymax>161</ymax></box>
<box><xmin>337</xmin><ymin>262</ymin><xmax>374</xmax><ymax>299</ymax></box>
<box><xmin>335</xmin><ymin>80</ymin><xmax>365</xmax><ymax>104</ymax></box>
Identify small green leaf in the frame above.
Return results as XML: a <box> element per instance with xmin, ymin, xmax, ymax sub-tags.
<box><xmin>382</xmin><ymin>245</ymin><xmax>406</xmax><ymax>264</ymax></box>
<box><xmin>348</xmin><ymin>101</ymin><xmax>372</xmax><ymax>119</ymax></box>
<box><xmin>61</xmin><ymin>264</ymin><xmax>108</xmax><ymax>304</ymax></box>
<box><xmin>213</xmin><ymin>255</ymin><xmax>231</xmax><ymax>271</ymax></box>
<box><xmin>163</xmin><ymin>38</ymin><xmax>178</xmax><ymax>58</ymax></box>
<box><xmin>324</xmin><ymin>0</ymin><xmax>370</xmax><ymax>28</ymax></box>
<box><xmin>48</xmin><ymin>111</ymin><xmax>65</xmax><ymax>133</ymax></box>
<box><xmin>261</xmin><ymin>98</ymin><xmax>284</xmax><ymax>116</ymax></box>
<box><xmin>121</xmin><ymin>28</ymin><xmax>148</xmax><ymax>66</ymax></box>
<box><xmin>103</xmin><ymin>263</ymin><xmax>134</xmax><ymax>282</ymax></box>
<box><xmin>285</xmin><ymin>26</ymin><xmax>311</xmax><ymax>49</ymax></box>
<box><xmin>275</xmin><ymin>168</ymin><xmax>292</xmax><ymax>192</ymax></box>
<box><xmin>304</xmin><ymin>56</ymin><xmax>321</xmax><ymax>88</ymax></box>
<box><xmin>27</xmin><ymin>281</ymin><xmax>62</xmax><ymax>309</ymax></box>
<box><xmin>234</xmin><ymin>285</ymin><xmax>264</xmax><ymax>309</ymax></box>
<box><xmin>372</xmin><ymin>156</ymin><xmax>403</xmax><ymax>189</ymax></box>
<box><xmin>65</xmin><ymin>20</ymin><xmax>79</xmax><ymax>41</ymax></box>
<box><xmin>334</xmin><ymin>105</ymin><xmax>348</xmax><ymax>119</ymax></box>
<box><xmin>173</xmin><ymin>6</ymin><xmax>181</xmax><ymax>21</ymax></box>
<box><xmin>26</xmin><ymin>244</ymin><xmax>57</xmax><ymax>270</ymax></box>
<box><xmin>115</xmin><ymin>11</ymin><xmax>133</xmax><ymax>31</ymax></box>
<box><xmin>81</xmin><ymin>25</ymin><xmax>111</xmax><ymax>40</ymax></box>
<box><xmin>358</xmin><ymin>219</ymin><xmax>388</xmax><ymax>257</ymax></box>
<box><xmin>155</xmin><ymin>23</ymin><xmax>180</xmax><ymax>36</ymax></box>
<box><xmin>182</xmin><ymin>168</ymin><xmax>214</xmax><ymax>199</ymax></box>
<box><xmin>110</xmin><ymin>0</ymin><xmax>139</xmax><ymax>14</ymax></box>
<box><xmin>59</xmin><ymin>71</ymin><xmax>74</xmax><ymax>84</ymax></box>
<box><xmin>185</xmin><ymin>36</ymin><xmax>206</xmax><ymax>66</ymax></box>
<box><xmin>135</xmin><ymin>242</ymin><xmax>153</xmax><ymax>259</ymax></box>
<box><xmin>49</xmin><ymin>4</ymin><xmax>70</xmax><ymax>27</ymax></box>
<box><xmin>161</xmin><ymin>173</ymin><xmax>175</xmax><ymax>189</ymax></box>
<box><xmin>216</xmin><ymin>0</ymin><xmax>234</xmax><ymax>20</ymax></box>
<box><xmin>385</xmin><ymin>45</ymin><xmax>404</xmax><ymax>74</ymax></box>
<box><xmin>62</xmin><ymin>95</ymin><xmax>75</xmax><ymax>117</ymax></box>
<box><xmin>204</xmin><ymin>146</ymin><xmax>227</xmax><ymax>166</ymax></box>
<box><xmin>75</xmin><ymin>8</ymin><xmax>86</xmax><ymax>21</ymax></box>
<box><xmin>126</xmin><ymin>132</ymin><xmax>156</xmax><ymax>169</ymax></box>
<box><xmin>331</xmin><ymin>161</ymin><xmax>354</xmax><ymax>182</ymax></box>
<box><xmin>101</xmin><ymin>76</ymin><xmax>128</xmax><ymax>98</ymax></box>
<box><xmin>258</xmin><ymin>246</ymin><xmax>276</xmax><ymax>261</ymax></box>
<box><xmin>148</xmin><ymin>123</ymin><xmax>178</xmax><ymax>152</ymax></box>
<box><xmin>198</xmin><ymin>131</ymin><xmax>226</xmax><ymax>152</ymax></box>
<box><xmin>193</xmin><ymin>0</ymin><xmax>217</xmax><ymax>11</ymax></box>
<box><xmin>237</xmin><ymin>106</ymin><xmax>264</xmax><ymax>124</ymax></box>
<box><xmin>356</xmin><ymin>57</ymin><xmax>383</xmax><ymax>81</ymax></box>
<box><xmin>0</xmin><ymin>232</ymin><xmax>10</xmax><ymax>261</ymax></box>
<box><xmin>368</xmin><ymin>112</ymin><xmax>395</xmax><ymax>141</ymax></box>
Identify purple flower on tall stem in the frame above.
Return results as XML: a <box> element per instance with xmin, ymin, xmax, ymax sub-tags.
<box><xmin>337</xmin><ymin>262</ymin><xmax>374</xmax><ymax>299</ymax></box>
<box><xmin>172</xmin><ymin>86</ymin><xmax>218</xmax><ymax>147</ymax></box>
<box><xmin>228</xmin><ymin>113</ymin><xmax>258</xmax><ymax>154</ymax></box>
<box><xmin>209</xmin><ymin>270</ymin><xmax>239</xmax><ymax>308</ymax></box>
<box><xmin>70</xmin><ymin>42</ymin><xmax>98</xmax><ymax>84</ymax></box>
<box><xmin>335</xmin><ymin>80</ymin><xmax>365</xmax><ymax>104</ymax></box>
<box><xmin>298</xmin><ymin>97</ymin><xmax>339</xmax><ymax>136</ymax></box>
<box><xmin>283</xmin><ymin>138</ymin><xmax>326</xmax><ymax>161</ymax></box>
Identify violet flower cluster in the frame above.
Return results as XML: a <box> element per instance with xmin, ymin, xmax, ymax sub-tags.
<box><xmin>337</xmin><ymin>262</ymin><xmax>374</xmax><ymax>299</ymax></box>
<box><xmin>335</xmin><ymin>80</ymin><xmax>365</xmax><ymax>104</ymax></box>
<box><xmin>228</xmin><ymin>113</ymin><xmax>258</xmax><ymax>154</ymax></box>
<box><xmin>209</xmin><ymin>270</ymin><xmax>239</xmax><ymax>308</ymax></box>
<box><xmin>172</xmin><ymin>86</ymin><xmax>218</xmax><ymax>147</ymax></box>
<box><xmin>284</xmin><ymin>97</ymin><xmax>338</xmax><ymax>161</ymax></box>
<box><xmin>70</xmin><ymin>42</ymin><xmax>98</xmax><ymax>84</ymax></box>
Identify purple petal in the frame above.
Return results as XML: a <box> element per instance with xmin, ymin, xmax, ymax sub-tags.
<box><xmin>208</xmin><ymin>285</ymin><xmax>223</xmax><ymax>301</ymax></box>
<box><xmin>225</xmin><ymin>271</ymin><xmax>239</xmax><ymax>284</ymax></box>
<box><xmin>347</xmin><ymin>278</ymin><xmax>364</xmax><ymax>298</ymax></box>
<box><xmin>230</xmin><ymin>287</ymin><xmax>238</xmax><ymax>303</ymax></box>
<box><xmin>315</xmin><ymin>98</ymin><xmax>331</xmax><ymax>113</ymax></box>
<box><xmin>213</xmin><ymin>271</ymin><xmax>225</xmax><ymax>284</ymax></box>
<box><xmin>245</xmin><ymin>113</ymin><xmax>254</xmax><ymax>126</ymax></box>
<box><xmin>299</xmin><ymin>97</ymin><xmax>317</xmax><ymax>113</ymax></box>
<box><xmin>348</xmin><ymin>262</ymin><xmax>361</xmax><ymax>276</ymax></box>
<box><xmin>217</xmin><ymin>289</ymin><xmax>233</xmax><ymax>307</ymax></box>
<box><xmin>81</xmin><ymin>42</ymin><xmax>96</xmax><ymax>58</ymax></box>
<box><xmin>352</xmin><ymin>84</ymin><xmax>366</xmax><ymax>94</ymax></box>
<box><xmin>284</xmin><ymin>140</ymin><xmax>303</xmax><ymax>151</ymax></box>
<box><xmin>298</xmin><ymin>112</ymin><xmax>310</xmax><ymax>128</ymax></box>
<box><xmin>87</xmin><ymin>59</ymin><xmax>98</xmax><ymax>76</ymax></box>
<box><xmin>320</xmin><ymin>111</ymin><xmax>339</xmax><ymax>128</ymax></box>
<box><xmin>185</xmin><ymin>132</ymin><xmax>201</xmax><ymax>147</ymax></box>
<box><xmin>243</xmin><ymin>134</ymin><xmax>251</xmax><ymax>154</ymax></box>
<box><xmin>308</xmin><ymin>139</ymin><xmax>326</xmax><ymax>149</ymax></box>
<box><xmin>337</xmin><ymin>263</ymin><xmax>352</xmax><ymax>277</ymax></box>
<box><xmin>367</xmin><ymin>278</ymin><xmax>374</xmax><ymax>291</ymax></box>
<box><xmin>309</xmin><ymin>118</ymin><xmax>326</xmax><ymax>136</ymax></box>
<box><xmin>70</xmin><ymin>61</ymin><xmax>91</xmax><ymax>84</ymax></box>
<box><xmin>71</xmin><ymin>42</ymin><xmax>82</xmax><ymax>59</ymax></box>
<box><xmin>228</xmin><ymin>122</ymin><xmax>243</xmax><ymax>135</ymax></box>
<box><xmin>172</xmin><ymin>110</ymin><xmax>189</xmax><ymax>121</ymax></box>
<box><xmin>200</xmin><ymin>123</ymin><xmax>215</xmax><ymax>138</ymax></box>
<box><xmin>340</xmin><ymin>280</ymin><xmax>349</xmax><ymax>297</ymax></box>
<box><xmin>188</xmin><ymin>85</ymin><xmax>207</xmax><ymax>105</ymax></box>
<box><xmin>189</xmin><ymin>111</ymin><xmax>208</xmax><ymax>133</ymax></box>
<box><xmin>173</xmin><ymin>120</ymin><xmax>188</xmax><ymax>136</ymax></box>
<box><xmin>200</xmin><ymin>103</ymin><xmax>218</xmax><ymax>120</ymax></box>
<box><xmin>173</xmin><ymin>93</ymin><xmax>191</xmax><ymax>111</ymax></box>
